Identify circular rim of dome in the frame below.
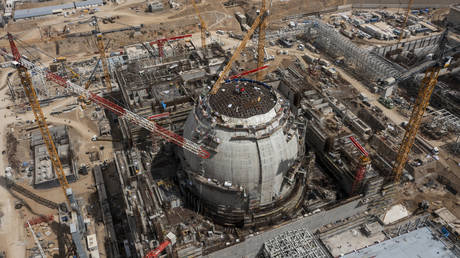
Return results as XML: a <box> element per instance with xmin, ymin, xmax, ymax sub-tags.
<box><xmin>208</xmin><ymin>79</ymin><xmax>276</xmax><ymax>119</ymax></box>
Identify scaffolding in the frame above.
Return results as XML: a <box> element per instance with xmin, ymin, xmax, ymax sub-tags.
<box><xmin>426</xmin><ymin>109</ymin><xmax>460</xmax><ymax>133</ymax></box>
<box><xmin>305</xmin><ymin>19</ymin><xmax>403</xmax><ymax>82</ymax></box>
<box><xmin>262</xmin><ymin>228</ymin><xmax>329</xmax><ymax>258</ymax></box>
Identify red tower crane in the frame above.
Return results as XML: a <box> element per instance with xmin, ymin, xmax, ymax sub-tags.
<box><xmin>149</xmin><ymin>34</ymin><xmax>192</xmax><ymax>58</ymax></box>
<box><xmin>145</xmin><ymin>232</ymin><xmax>176</xmax><ymax>258</ymax></box>
<box><xmin>229</xmin><ymin>65</ymin><xmax>269</xmax><ymax>80</ymax></box>
<box><xmin>1</xmin><ymin>38</ymin><xmax>210</xmax><ymax>159</ymax></box>
<box><xmin>349</xmin><ymin>136</ymin><xmax>370</xmax><ymax>194</ymax></box>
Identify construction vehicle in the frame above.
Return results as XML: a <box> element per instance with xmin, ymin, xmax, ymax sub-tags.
<box><xmin>391</xmin><ymin>56</ymin><xmax>452</xmax><ymax>182</ymax></box>
<box><xmin>91</xmin><ymin>16</ymin><xmax>112</xmax><ymax>92</ymax></box>
<box><xmin>378</xmin><ymin>97</ymin><xmax>395</xmax><ymax>109</ymax></box>
<box><xmin>54</xmin><ymin>56</ymin><xmax>67</xmax><ymax>63</ymax></box>
<box><xmin>14</xmin><ymin>200</ymin><xmax>24</xmax><ymax>209</ymax></box>
<box><xmin>192</xmin><ymin>0</ymin><xmax>208</xmax><ymax>49</ymax></box>
<box><xmin>145</xmin><ymin>232</ymin><xmax>176</xmax><ymax>258</ymax></box>
<box><xmin>61</xmin><ymin>63</ymin><xmax>80</xmax><ymax>80</ymax></box>
<box><xmin>149</xmin><ymin>34</ymin><xmax>192</xmax><ymax>58</ymax></box>
<box><xmin>349</xmin><ymin>136</ymin><xmax>371</xmax><ymax>193</ymax></box>
<box><xmin>1</xmin><ymin>37</ymin><xmax>210</xmax><ymax>160</ymax></box>
<box><xmin>210</xmin><ymin>2</ymin><xmax>269</xmax><ymax>94</ymax></box>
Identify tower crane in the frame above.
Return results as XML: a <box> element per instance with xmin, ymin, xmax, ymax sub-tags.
<box><xmin>91</xmin><ymin>16</ymin><xmax>112</xmax><ymax>92</ymax></box>
<box><xmin>7</xmin><ymin>33</ymin><xmax>71</xmax><ymax>206</ymax></box>
<box><xmin>192</xmin><ymin>0</ymin><xmax>208</xmax><ymax>49</ymax></box>
<box><xmin>397</xmin><ymin>0</ymin><xmax>414</xmax><ymax>43</ymax></box>
<box><xmin>349</xmin><ymin>136</ymin><xmax>371</xmax><ymax>193</ymax></box>
<box><xmin>149</xmin><ymin>34</ymin><xmax>192</xmax><ymax>58</ymax></box>
<box><xmin>256</xmin><ymin>0</ymin><xmax>268</xmax><ymax>81</ymax></box>
<box><xmin>210</xmin><ymin>3</ymin><xmax>269</xmax><ymax>95</ymax></box>
<box><xmin>2</xmin><ymin>36</ymin><xmax>210</xmax><ymax>160</ymax></box>
<box><xmin>144</xmin><ymin>232</ymin><xmax>176</xmax><ymax>258</ymax></box>
<box><xmin>27</xmin><ymin>220</ymin><xmax>47</xmax><ymax>258</ymax></box>
<box><xmin>391</xmin><ymin>56</ymin><xmax>451</xmax><ymax>182</ymax></box>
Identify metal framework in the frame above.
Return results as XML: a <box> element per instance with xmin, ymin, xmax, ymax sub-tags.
<box><xmin>306</xmin><ymin>19</ymin><xmax>403</xmax><ymax>81</ymax></box>
<box><xmin>426</xmin><ymin>109</ymin><xmax>460</xmax><ymax>133</ymax></box>
<box><xmin>1</xmin><ymin>41</ymin><xmax>210</xmax><ymax>159</ymax></box>
<box><xmin>391</xmin><ymin>63</ymin><xmax>446</xmax><ymax>182</ymax></box>
<box><xmin>8</xmin><ymin>33</ymin><xmax>71</xmax><ymax>205</ymax></box>
<box><xmin>27</xmin><ymin>221</ymin><xmax>47</xmax><ymax>258</ymax></box>
<box><xmin>149</xmin><ymin>34</ymin><xmax>192</xmax><ymax>58</ymax></box>
<box><xmin>262</xmin><ymin>228</ymin><xmax>328</xmax><ymax>258</ymax></box>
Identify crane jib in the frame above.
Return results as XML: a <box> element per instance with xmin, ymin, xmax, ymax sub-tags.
<box><xmin>0</xmin><ymin>45</ymin><xmax>210</xmax><ymax>159</ymax></box>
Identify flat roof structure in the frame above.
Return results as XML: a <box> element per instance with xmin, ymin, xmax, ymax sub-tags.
<box><xmin>13</xmin><ymin>0</ymin><xmax>103</xmax><ymax>19</ymax></box>
<box><xmin>344</xmin><ymin>227</ymin><xmax>457</xmax><ymax>258</ymax></box>
<box><xmin>75</xmin><ymin>0</ymin><xmax>103</xmax><ymax>8</ymax></box>
<box><xmin>14</xmin><ymin>3</ymin><xmax>74</xmax><ymax>19</ymax></box>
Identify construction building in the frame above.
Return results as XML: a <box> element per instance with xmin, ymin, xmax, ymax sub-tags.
<box><xmin>31</xmin><ymin>125</ymin><xmax>77</xmax><ymax>188</ymax></box>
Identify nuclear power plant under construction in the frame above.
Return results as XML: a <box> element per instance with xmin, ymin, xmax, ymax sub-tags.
<box><xmin>0</xmin><ymin>1</ymin><xmax>459</xmax><ymax>258</ymax></box>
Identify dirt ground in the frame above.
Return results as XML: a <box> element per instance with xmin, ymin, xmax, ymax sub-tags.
<box><xmin>0</xmin><ymin>65</ymin><xmax>114</xmax><ymax>256</ymax></box>
<box><xmin>1</xmin><ymin>0</ymin><xmax>347</xmax><ymax>62</ymax></box>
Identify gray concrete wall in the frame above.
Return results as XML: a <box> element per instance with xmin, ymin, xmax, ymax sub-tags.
<box><xmin>205</xmin><ymin>199</ymin><xmax>367</xmax><ymax>258</ymax></box>
<box><xmin>447</xmin><ymin>5</ymin><xmax>460</xmax><ymax>27</ymax></box>
<box><xmin>373</xmin><ymin>34</ymin><xmax>443</xmax><ymax>57</ymax></box>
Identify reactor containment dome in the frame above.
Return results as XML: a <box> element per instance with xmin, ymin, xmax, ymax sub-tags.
<box><xmin>180</xmin><ymin>79</ymin><xmax>305</xmax><ymax>227</ymax></box>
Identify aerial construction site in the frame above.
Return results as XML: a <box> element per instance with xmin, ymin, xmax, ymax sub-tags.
<box><xmin>0</xmin><ymin>0</ymin><xmax>459</xmax><ymax>257</ymax></box>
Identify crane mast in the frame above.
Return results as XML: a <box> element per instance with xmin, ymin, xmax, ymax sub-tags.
<box><xmin>256</xmin><ymin>0</ymin><xmax>267</xmax><ymax>81</ymax></box>
<box><xmin>92</xmin><ymin>16</ymin><xmax>112</xmax><ymax>92</ymax></box>
<box><xmin>192</xmin><ymin>0</ymin><xmax>208</xmax><ymax>49</ymax></box>
<box><xmin>398</xmin><ymin>0</ymin><xmax>414</xmax><ymax>43</ymax></box>
<box><xmin>391</xmin><ymin>59</ymin><xmax>450</xmax><ymax>182</ymax></box>
<box><xmin>7</xmin><ymin>33</ymin><xmax>71</xmax><ymax>206</ymax></box>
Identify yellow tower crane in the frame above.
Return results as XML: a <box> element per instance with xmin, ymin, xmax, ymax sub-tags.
<box><xmin>391</xmin><ymin>56</ymin><xmax>452</xmax><ymax>182</ymax></box>
<box><xmin>7</xmin><ymin>33</ymin><xmax>71</xmax><ymax>206</ymax></box>
<box><xmin>192</xmin><ymin>0</ymin><xmax>208</xmax><ymax>49</ymax></box>
<box><xmin>92</xmin><ymin>16</ymin><xmax>112</xmax><ymax>92</ymax></box>
<box><xmin>210</xmin><ymin>4</ymin><xmax>269</xmax><ymax>95</ymax></box>
<box><xmin>398</xmin><ymin>0</ymin><xmax>414</xmax><ymax>43</ymax></box>
<box><xmin>257</xmin><ymin>0</ymin><xmax>267</xmax><ymax>81</ymax></box>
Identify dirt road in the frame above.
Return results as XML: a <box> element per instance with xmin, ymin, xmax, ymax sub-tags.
<box><xmin>0</xmin><ymin>73</ymin><xmax>26</xmax><ymax>257</ymax></box>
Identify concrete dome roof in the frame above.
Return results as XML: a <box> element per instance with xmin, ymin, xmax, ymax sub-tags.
<box><xmin>182</xmin><ymin>81</ymin><xmax>299</xmax><ymax>208</ymax></box>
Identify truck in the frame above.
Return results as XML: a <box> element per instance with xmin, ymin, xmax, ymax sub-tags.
<box><xmin>278</xmin><ymin>38</ymin><xmax>293</xmax><ymax>48</ymax></box>
<box><xmin>378</xmin><ymin>97</ymin><xmax>394</xmax><ymax>109</ymax></box>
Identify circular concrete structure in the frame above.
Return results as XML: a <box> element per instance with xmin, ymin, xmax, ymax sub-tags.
<box><xmin>180</xmin><ymin>79</ymin><xmax>303</xmax><ymax>226</ymax></box>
